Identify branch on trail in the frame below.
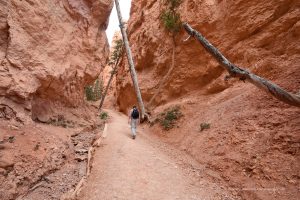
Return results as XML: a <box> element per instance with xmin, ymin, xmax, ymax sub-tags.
<box><xmin>183</xmin><ymin>23</ymin><xmax>300</xmax><ymax>107</ymax></box>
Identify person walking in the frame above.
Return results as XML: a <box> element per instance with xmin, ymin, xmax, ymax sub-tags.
<box><xmin>128</xmin><ymin>106</ymin><xmax>140</xmax><ymax>139</ymax></box>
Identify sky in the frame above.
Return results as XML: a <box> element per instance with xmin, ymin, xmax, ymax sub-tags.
<box><xmin>106</xmin><ymin>0</ymin><xmax>132</xmax><ymax>45</ymax></box>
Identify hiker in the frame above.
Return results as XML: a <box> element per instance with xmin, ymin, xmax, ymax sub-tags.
<box><xmin>128</xmin><ymin>105</ymin><xmax>140</xmax><ymax>139</ymax></box>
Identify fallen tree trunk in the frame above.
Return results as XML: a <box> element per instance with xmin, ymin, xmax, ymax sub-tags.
<box><xmin>183</xmin><ymin>23</ymin><xmax>300</xmax><ymax>107</ymax></box>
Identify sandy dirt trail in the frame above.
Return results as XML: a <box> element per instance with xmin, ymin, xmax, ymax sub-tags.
<box><xmin>78</xmin><ymin>110</ymin><xmax>239</xmax><ymax>200</ymax></box>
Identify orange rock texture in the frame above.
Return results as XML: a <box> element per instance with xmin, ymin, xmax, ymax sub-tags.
<box><xmin>0</xmin><ymin>0</ymin><xmax>113</xmax><ymax>122</ymax></box>
<box><xmin>115</xmin><ymin>0</ymin><xmax>300</xmax><ymax>199</ymax></box>
<box><xmin>116</xmin><ymin>0</ymin><xmax>300</xmax><ymax>111</ymax></box>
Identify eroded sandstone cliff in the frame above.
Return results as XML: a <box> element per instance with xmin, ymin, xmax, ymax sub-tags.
<box><xmin>0</xmin><ymin>0</ymin><xmax>113</xmax><ymax>122</ymax></box>
<box><xmin>115</xmin><ymin>0</ymin><xmax>300</xmax><ymax>199</ymax></box>
<box><xmin>0</xmin><ymin>1</ymin><xmax>113</xmax><ymax>199</ymax></box>
<box><xmin>116</xmin><ymin>0</ymin><xmax>300</xmax><ymax>111</ymax></box>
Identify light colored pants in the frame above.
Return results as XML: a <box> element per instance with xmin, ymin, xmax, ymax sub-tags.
<box><xmin>130</xmin><ymin>119</ymin><xmax>138</xmax><ymax>136</ymax></box>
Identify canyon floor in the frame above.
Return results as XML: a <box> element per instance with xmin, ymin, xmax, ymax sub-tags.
<box><xmin>1</xmin><ymin>105</ymin><xmax>298</xmax><ymax>200</ymax></box>
<box><xmin>78</xmin><ymin>110</ymin><xmax>240</xmax><ymax>200</ymax></box>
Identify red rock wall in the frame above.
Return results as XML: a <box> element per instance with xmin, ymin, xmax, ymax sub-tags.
<box><xmin>0</xmin><ymin>0</ymin><xmax>113</xmax><ymax>122</ymax></box>
<box><xmin>115</xmin><ymin>0</ymin><xmax>300</xmax><ymax>199</ymax></box>
<box><xmin>116</xmin><ymin>0</ymin><xmax>300</xmax><ymax>111</ymax></box>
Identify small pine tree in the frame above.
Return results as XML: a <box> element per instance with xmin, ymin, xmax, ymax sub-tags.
<box><xmin>85</xmin><ymin>78</ymin><xmax>103</xmax><ymax>101</ymax></box>
<box><xmin>85</xmin><ymin>85</ymin><xmax>94</xmax><ymax>101</ymax></box>
<box><xmin>161</xmin><ymin>10</ymin><xmax>181</xmax><ymax>34</ymax></box>
<box><xmin>161</xmin><ymin>0</ymin><xmax>182</xmax><ymax>36</ymax></box>
<box><xmin>110</xmin><ymin>39</ymin><xmax>123</xmax><ymax>65</ymax></box>
<box><xmin>99</xmin><ymin>38</ymin><xmax>124</xmax><ymax>109</ymax></box>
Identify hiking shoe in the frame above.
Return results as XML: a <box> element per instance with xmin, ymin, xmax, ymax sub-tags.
<box><xmin>132</xmin><ymin>135</ymin><xmax>136</xmax><ymax>140</ymax></box>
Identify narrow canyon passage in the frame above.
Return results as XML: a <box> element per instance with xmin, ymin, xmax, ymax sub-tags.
<box><xmin>1</xmin><ymin>0</ymin><xmax>299</xmax><ymax>200</ymax></box>
<box><xmin>78</xmin><ymin>110</ymin><xmax>240</xmax><ymax>200</ymax></box>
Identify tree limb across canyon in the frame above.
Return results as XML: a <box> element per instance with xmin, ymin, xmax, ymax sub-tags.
<box><xmin>183</xmin><ymin>23</ymin><xmax>300</xmax><ymax>107</ymax></box>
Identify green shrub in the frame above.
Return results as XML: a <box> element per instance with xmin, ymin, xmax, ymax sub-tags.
<box><xmin>200</xmin><ymin>123</ymin><xmax>210</xmax><ymax>131</ymax></box>
<box><xmin>100</xmin><ymin>112</ymin><xmax>108</xmax><ymax>120</ymax></box>
<box><xmin>161</xmin><ymin>10</ymin><xmax>181</xmax><ymax>33</ymax></box>
<box><xmin>47</xmin><ymin>115</ymin><xmax>75</xmax><ymax>128</ymax></box>
<box><xmin>159</xmin><ymin>106</ymin><xmax>183</xmax><ymax>130</ymax></box>
<box><xmin>161</xmin><ymin>0</ymin><xmax>182</xmax><ymax>34</ymax></box>
<box><xmin>85</xmin><ymin>85</ymin><xmax>94</xmax><ymax>101</ymax></box>
<box><xmin>85</xmin><ymin>79</ymin><xmax>103</xmax><ymax>101</ymax></box>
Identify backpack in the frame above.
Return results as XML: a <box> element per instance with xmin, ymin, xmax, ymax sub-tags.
<box><xmin>131</xmin><ymin>108</ymin><xmax>139</xmax><ymax>119</ymax></box>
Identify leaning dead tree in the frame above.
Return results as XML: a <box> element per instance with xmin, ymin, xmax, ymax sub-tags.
<box><xmin>183</xmin><ymin>23</ymin><xmax>300</xmax><ymax>107</ymax></box>
<box><xmin>99</xmin><ymin>39</ymin><xmax>123</xmax><ymax>110</ymax></box>
<box><xmin>115</xmin><ymin>0</ymin><xmax>146</xmax><ymax>119</ymax></box>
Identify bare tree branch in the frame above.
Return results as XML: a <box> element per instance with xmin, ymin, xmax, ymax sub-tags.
<box><xmin>183</xmin><ymin>23</ymin><xmax>300</xmax><ymax>107</ymax></box>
